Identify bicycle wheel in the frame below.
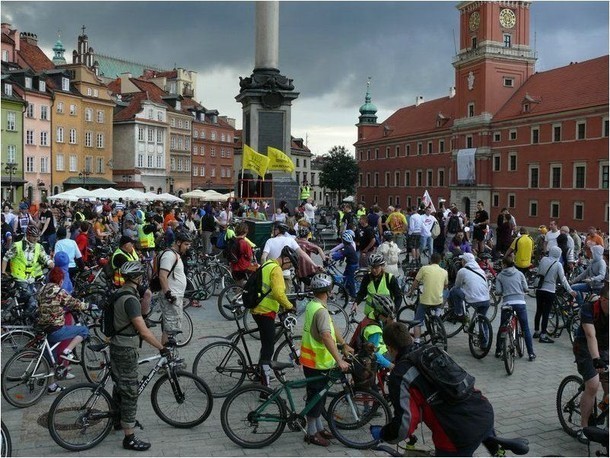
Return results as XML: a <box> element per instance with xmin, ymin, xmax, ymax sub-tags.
<box><xmin>174</xmin><ymin>309</ymin><xmax>193</xmax><ymax>347</ymax></box>
<box><xmin>80</xmin><ymin>336</ymin><xmax>109</xmax><ymax>383</ymax></box>
<box><xmin>427</xmin><ymin>315</ymin><xmax>448</xmax><ymax>351</ymax></box>
<box><xmin>547</xmin><ymin>302</ymin><xmax>560</xmax><ymax>337</ymax></box>
<box><xmin>468</xmin><ymin>315</ymin><xmax>493</xmax><ymax>359</ymax></box>
<box><xmin>487</xmin><ymin>295</ymin><xmax>499</xmax><ymax>322</ymax></box>
<box><xmin>328</xmin><ymin>300</ymin><xmax>350</xmax><ymax>340</ymax></box>
<box><xmin>1</xmin><ymin>329</ymin><xmax>35</xmax><ymax>364</ymax></box>
<box><xmin>148</xmin><ymin>294</ymin><xmax>164</xmax><ymax>325</ymax></box>
<box><xmin>557</xmin><ymin>375</ymin><xmax>586</xmax><ymax>437</ymax></box>
<box><xmin>441</xmin><ymin>307</ymin><xmax>464</xmax><ymax>338</ymax></box>
<box><xmin>272</xmin><ymin>335</ymin><xmax>302</xmax><ymax>384</ymax></box>
<box><xmin>151</xmin><ymin>370</ymin><xmax>213</xmax><ymax>428</ymax></box>
<box><xmin>502</xmin><ymin>334</ymin><xmax>515</xmax><ymax>376</ymax></box>
<box><xmin>1</xmin><ymin>421</ymin><xmax>11</xmax><ymax>458</ymax></box>
<box><xmin>515</xmin><ymin>319</ymin><xmax>525</xmax><ymax>358</ymax></box>
<box><xmin>189</xmin><ymin>270</ymin><xmax>214</xmax><ymax>301</ymax></box>
<box><xmin>217</xmin><ymin>285</ymin><xmax>245</xmax><ymax>321</ymax></box>
<box><xmin>568</xmin><ymin>315</ymin><xmax>580</xmax><ymax>344</ymax></box>
<box><xmin>242</xmin><ymin>310</ymin><xmax>260</xmax><ymax>339</ymax></box>
<box><xmin>329</xmin><ymin>283</ymin><xmax>349</xmax><ymax>309</ymax></box>
<box><xmin>47</xmin><ymin>383</ymin><xmax>114</xmax><ymax>451</ymax></box>
<box><xmin>327</xmin><ymin>388</ymin><xmax>392</xmax><ymax>450</ymax></box>
<box><xmin>220</xmin><ymin>384</ymin><xmax>287</xmax><ymax>448</ymax></box>
<box><xmin>192</xmin><ymin>342</ymin><xmax>248</xmax><ymax>398</ymax></box>
<box><xmin>214</xmin><ymin>266</ymin><xmax>236</xmax><ymax>295</ymax></box>
<box><xmin>1</xmin><ymin>349</ymin><xmax>51</xmax><ymax>408</ymax></box>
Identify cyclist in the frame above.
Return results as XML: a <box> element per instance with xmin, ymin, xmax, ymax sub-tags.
<box><xmin>571</xmin><ymin>245</ymin><xmax>606</xmax><ymax>306</ymax></box>
<box><xmin>371</xmin><ymin>321</ymin><xmax>495</xmax><ymax>456</ymax></box>
<box><xmin>407</xmin><ymin>252</ymin><xmax>448</xmax><ymax>345</ymax></box>
<box><xmin>494</xmin><ymin>255</ymin><xmax>536</xmax><ymax>361</ymax></box>
<box><xmin>447</xmin><ymin>252</ymin><xmax>489</xmax><ymax>322</ymax></box>
<box><xmin>377</xmin><ymin>231</ymin><xmax>401</xmax><ymax>278</ymax></box>
<box><xmin>295</xmin><ymin>226</ymin><xmax>326</xmax><ymax>283</ymax></box>
<box><xmin>158</xmin><ymin>230</ymin><xmax>192</xmax><ymax>346</ymax></box>
<box><xmin>360</xmin><ymin>294</ymin><xmax>395</xmax><ymax>371</ymax></box>
<box><xmin>37</xmin><ymin>266</ymin><xmax>90</xmax><ymax>392</ymax></box>
<box><xmin>111</xmin><ymin>236</ymin><xmax>140</xmax><ymax>287</ymax></box>
<box><xmin>251</xmin><ymin>246</ymin><xmax>297</xmax><ymax>386</ymax></box>
<box><xmin>110</xmin><ymin>261</ymin><xmax>169</xmax><ymax>452</ymax></box>
<box><xmin>301</xmin><ymin>273</ymin><xmax>351</xmax><ymax>447</ymax></box>
<box><xmin>1</xmin><ymin>225</ymin><xmax>54</xmax><ymax>314</ymax></box>
<box><xmin>572</xmin><ymin>280</ymin><xmax>609</xmax><ymax>443</ymax></box>
<box><xmin>229</xmin><ymin>222</ymin><xmax>257</xmax><ymax>286</ymax></box>
<box><xmin>356</xmin><ymin>253</ymin><xmax>402</xmax><ymax>319</ymax></box>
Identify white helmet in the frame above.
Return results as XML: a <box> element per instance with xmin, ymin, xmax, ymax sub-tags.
<box><xmin>310</xmin><ymin>273</ymin><xmax>334</xmax><ymax>293</ymax></box>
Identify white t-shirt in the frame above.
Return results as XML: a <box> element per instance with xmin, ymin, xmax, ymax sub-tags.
<box><xmin>304</xmin><ymin>203</ymin><xmax>317</xmax><ymax>222</ymax></box>
<box><xmin>54</xmin><ymin>238</ymin><xmax>82</xmax><ymax>268</ymax></box>
<box><xmin>421</xmin><ymin>214</ymin><xmax>436</xmax><ymax>237</ymax></box>
<box><xmin>159</xmin><ymin>249</ymin><xmax>187</xmax><ymax>297</ymax></box>
<box><xmin>263</xmin><ymin>234</ymin><xmax>300</xmax><ymax>261</ymax></box>
<box><xmin>408</xmin><ymin>213</ymin><xmax>423</xmax><ymax>235</ymax></box>
<box><xmin>545</xmin><ymin>230</ymin><xmax>560</xmax><ymax>252</ymax></box>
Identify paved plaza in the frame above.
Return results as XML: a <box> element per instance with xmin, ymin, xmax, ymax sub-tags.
<box><xmin>1</xmin><ymin>289</ymin><xmax>599</xmax><ymax>457</ymax></box>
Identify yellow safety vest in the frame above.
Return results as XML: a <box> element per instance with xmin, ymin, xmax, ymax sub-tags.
<box><xmin>300</xmin><ymin>299</ymin><xmax>336</xmax><ymax>370</ymax></box>
<box><xmin>138</xmin><ymin>224</ymin><xmax>155</xmax><ymax>249</ymax></box>
<box><xmin>75</xmin><ymin>211</ymin><xmax>86</xmax><ymax>222</ymax></box>
<box><xmin>362</xmin><ymin>322</ymin><xmax>388</xmax><ymax>355</ymax></box>
<box><xmin>364</xmin><ymin>272</ymin><xmax>392</xmax><ymax>318</ymax></box>
<box><xmin>10</xmin><ymin>240</ymin><xmax>44</xmax><ymax>280</ymax></box>
<box><xmin>300</xmin><ymin>186</ymin><xmax>311</xmax><ymax>200</ymax></box>
<box><xmin>356</xmin><ymin>209</ymin><xmax>367</xmax><ymax>218</ymax></box>
<box><xmin>252</xmin><ymin>260</ymin><xmax>281</xmax><ymax>315</ymax></box>
<box><xmin>111</xmin><ymin>247</ymin><xmax>139</xmax><ymax>286</ymax></box>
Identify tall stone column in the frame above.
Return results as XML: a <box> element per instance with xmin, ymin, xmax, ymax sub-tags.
<box><xmin>236</xmin><ymin>1</ymin><xmax>299</xmax><ymax>208</ymax></box>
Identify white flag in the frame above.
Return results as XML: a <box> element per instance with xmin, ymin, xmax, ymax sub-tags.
<box><xmin>422</xmin><ymin>190</ymin><xmax>436</xmax><ymax>213</ymax></box>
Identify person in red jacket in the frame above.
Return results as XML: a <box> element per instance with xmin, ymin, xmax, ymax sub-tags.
<box><xmin>229</xmin><ymin>223</ymin><xmax>257</xmax><ymax>285</ymax></box>
<box><xmin>75</xmin><ymin>221</ymin><xmax>90</xmax><ymax>264</ymax></box>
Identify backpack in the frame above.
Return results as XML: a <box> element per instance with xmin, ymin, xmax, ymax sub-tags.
<box><xmin>406</xmin><ymin>343</ymin><xmax>475</xmax><ymax>404</ymax></box>
<box><xmin>216</xmin><ymin>230</ymin><xmax>227</xmax><ymax>249</ymax></box>
<box><xmin>447</xmin><ymin>215</ymin><xmax>461</xmax><ymax>234</ymax></box>
<box><xmin>241</xmin><ymin>260</ymin><xmax>274</xmax><ymax>309</ymax></box>
<box><xmin>348</xmin><ymin>316</ymin><xmax>375</xmax><ymax>351</ymax></box>
<box><xmin>348</xmin><ymin>317</ymin><xmax>379</xmax><ymax>389</ymax></box>
<box><xmin>224</xmin><ymin>236</ymin><xmax>241</xmax><ymax>264</ymax></box>
<box><xmin>149</xmin><ymin>249</ymin><xmax>179</xmax><ymax>292</ymax></box>
<box><xmin>100</xmin><ymin>289</ymin><xmax>137</xmax><ymax>339</ymax></box>
<box><xmin>431</xmin><ymin>220</ymin><xmax>441</xmax><ymax>239</ymax></box>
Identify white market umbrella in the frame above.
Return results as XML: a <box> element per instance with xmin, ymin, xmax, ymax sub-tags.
<box><xmin>223</xmin><ymin>191</ymin><xmax>235</xmax><ymax>199</ymax></box>
<box><xmin>181</xmin><ymin>189</ymin><xmax>208</xmax><ymax>199</ymax></box>
<box><xmin>159</xmin><ymin>193</ymin><xmax>184</xmax><ymax>203</ymax></box>
<box><xmin>48</xmin><ymin>191</ymin><xmax>80</xmax><ymax>202</ymax></box>
<box><xmin>120</xmin><ymin>188</ymin><xmax>149</xmax><ymax>202</ymax></box>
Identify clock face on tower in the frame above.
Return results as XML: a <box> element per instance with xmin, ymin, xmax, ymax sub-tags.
<box><xmin>469</xmin><ymin>12</ymin><xmax>480</xmax><ymax>31</ymax></box>
<box><xmin>499</xmin><ymin>8</ymin><xmax>516</xmax><ymax>28</ymax></box>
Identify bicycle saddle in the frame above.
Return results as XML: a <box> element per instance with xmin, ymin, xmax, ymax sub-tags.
<box><xmin>486</xmin><ymin>436</ymin><xmax>529</xmax><ymax>455</ymax></box>
<box><xmin>269</xmin><ymin>361</ymin><xmax>294</xmax><ymax>371</ymax></box>
<box><xmin>88</xmin><ymin>342</ymin><xmax>109</xmax><ymax>352</ymax></box>
<box><xmin>583</xmin><ymin>426</ymin><xmax>609</xmax><ymax>445</ymax></box>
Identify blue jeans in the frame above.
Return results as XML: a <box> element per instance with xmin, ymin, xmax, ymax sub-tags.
<box><xmin>420</xmin><ymin>235</ymin><xmax>433</xmax><ymax>254</ymax></box>
<box><xmin>48</xmin><ymin>325</ymin><xmax>90</xmax><ymax>345</ymax></box>
<box><xmin>343</xmin><ymin>263</ymin><xmax>359</xmax><ymax>298</ymax></box>
<box><xmin>42</xmin><ymin>232</ymin><xmax>56</xmax><ymax>254</ymax></box>
<box><xmin>495</xmin><ymin>303</ymin><xmax>534</xmax><ymax>356</ymax></box>
<box><xmin>448</xmin><ymin>286</ymin><xmax>490</xmax><ymax>317</ymax></box>
<box><xmin>571</xmin><ymin>282</ymin><xmax>601</xmax><ymax>306</ymax></box>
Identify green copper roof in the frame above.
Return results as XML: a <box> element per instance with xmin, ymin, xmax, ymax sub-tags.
<box><xmin>95</xmin><ymin>53</ymin><xmax>165</xmax><ymax>79</ymax></box>
<box><xmin>52</xmin><ymin>38</ymin><xmax>66</xmax><ymax>65</ymax></box>
<box><xmin>359</xmin><ymin>78</ymin><xmax>377</xmax><ymax>115</ymax></box>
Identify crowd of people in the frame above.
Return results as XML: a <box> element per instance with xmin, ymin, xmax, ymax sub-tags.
<box><xmin>1</xmin><ymin>194</ymin><xmax>608</xmax><ymax>454</ymax></box>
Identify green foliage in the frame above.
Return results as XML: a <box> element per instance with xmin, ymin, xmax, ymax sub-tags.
<box><xmin>319</xmin><ymin>146</ymin><xmax>359</xmax><ymax>200</ymax></box>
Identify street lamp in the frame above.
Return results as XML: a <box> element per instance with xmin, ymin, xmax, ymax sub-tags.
<box><xmin>4</xmin><ymin>162</ymin><xmax>17</xmax><ymax>204</ymax></box>
<box><xmin>78</xmin><ymin>169</ymin><xmax>91</xmax><ymax>188</ymax></box>
<box><xmin>165</xmin><ymin>177</ymin><xmax>174</xmax><ymax>194</ymax></box>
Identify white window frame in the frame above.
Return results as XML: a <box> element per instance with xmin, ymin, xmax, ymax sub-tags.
<box><xmin>56</xmin><ymin>127</ymin><xmax>64</xmax><ymax>143</ymax></box>
<box><xmin>69</xmin><ymin>128</ymin><xmax>77</xmax><ymax>144</ymax></box>
<box><xmin>4</xmin><ymin>83</ymin><xmax>12</xmax><ymax>96</ymax></box>
<box><xmin>96</xmin><ymin>133</ymin><xmax>104</xmax><ymax>149</ymax></box>
<box><xmin>85</xmin><ymin>132</ymin><xmax>93</xmax><ymax>148</ymax></box>
<box><xmin>529</xmin><ymin>200</ymin><xmax>538</xmax><ymax>217</ymax></box>
<box><xmin>493</xmin><ymin>132</ymin><xmax>501</xmax><ymax>142</ymax></box>
<box><xmin>40</xmin><ymin>156</ymin><xmax>49</xmax><ymax>174</ymax></box>
<box><xmin>467</xmin><ymin>102</ymin><xmax>475</xmax><ymax>117</ymax></box>
<box><xmin>550</xmin><ymin>201</ymin><xmax>560</xmax><ymax>219</ymax></box>
<box><xmin>573</xmin><ymin>162</ymin><xmax>586</xmax><ymax>189</ymax></box>
<box><xmin>85</xmin><ymin>108</ymin><xmax>93</xmax><ymax>122</ymax></box>
<box><xmin>531</xmin><ymin>126</ymin><xmax>540</xmax><ymax>144</ymax></box>
<box><xmin>576</xmin><ymin>120</ymin><xmax>586</xmax><ymax>140</ymax></box>
<box><xmin>56</xmin><ymin>102</ymin><xmax>64</xmax><ymax>113</ymax></box>
<box><xmin>509</xmin><ymin>129</ymin><xmax>517</xmax><ymax>141</ymax></box>
<box><xmin>599</xmin><ymin>161</ymin><xmax>609</xmax><ymax>189</ymax></box>
<box><xmin>69</xmin><ymin>104</ymin><xmax>77</xmax><ymax>116</ymax></box>
<box><xmin>507</xmin><ymin>193</ymin><xmax>516</xmax><ymax>209</ymax></box>
<box><xmin>6</xmin><ymin>111</ymin><xmax>16</xmax><ymax>130</ymax></box>
<box><xmin>96</xmin><ymin>157</ymin><xmax>104</xmax><ymax>174</ymax></box>
<box><xmin>492</xmin><ymin>192</ymin><xmax>500</xmax><ymax>208</ymax></box>
<box><xmin>40</xmin><ymin>105</ymin><xmax>48</xmax><ymax>120</ymax></box>
<box><xmin>40</xmin><ymin>131</ymin><xmax>49</xmax><ymax>146</ymax></box>
<box><xmin>550</xmin><ymin>164</ymin><xmax>562</xmax><ymax>189</ymax></box>
<box><xmin>26</xmin><ymin>130</ymin><xmax>35</xmax><ymax>145</ymax></box>
<box><xmin>552</xmin><ymin>123</ymin><xmax>562</xmax><ymax>142</ymax></box>
<box><xmin>26</xmin><ymin>104</ymin><xmax>35</xmax><ymax>118</ymax></box>
<box><xmin>6</xmin><ymin>145</ymin><xmax>16</xmax><ymax>163</ymax></box>
<box><xmin>26</xmin><ymin>156</ymin><xmax>35</xmax><ymax>173</ymax></box>
<box><xmin>574</xmin><ymin>202</ymin><xmax>584</xmax><ymax>221</ymax></box>
<box><xmin>492</xmin><ymin>154</ymin><xmax>501</xmax><ymax>172</ymax></box>
<box><xmin>508</xmin><ymin>152</ymin><xmax>517</xmax><ymax>171</ymax></box>
<box><xmin>56</xmin><ymin>154</ymin><xmax>65</xmax><ymax>171</ymax></box>
<box><xmin>528</xmin><ymin>165</ymin><xmax>539</xmax><ymax>188</ymax></box>
<box><xmin>61</xmin><ymin>77</ymin><xmax>70</xmax><ymax>91</ymax></box>
<box><xmin>96</xmin><ymin>110</ymin><xmax>104</xmax><ymax>123</ymax></box>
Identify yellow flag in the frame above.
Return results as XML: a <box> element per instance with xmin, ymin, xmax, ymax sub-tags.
<box><xmin>242</xmin><ymin>144</ymin><xmax>269</xmax><ymax>178</ymax></box>
<box><xmin>267</xmin><ymin>146</ymin><xmax>295</xmax><ymax>173</ymax></box>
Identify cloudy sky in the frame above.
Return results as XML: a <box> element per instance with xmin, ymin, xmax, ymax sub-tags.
<box><xmin>3</xmin><ymin>1</ymin><xmax>608</xmax><ymax>156</ymax></box>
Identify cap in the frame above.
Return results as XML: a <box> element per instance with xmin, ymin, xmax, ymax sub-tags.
<box><xmin>119</xmin><ymin>235</ymin><xmax>136</xmax><ymax>246</ymax></box>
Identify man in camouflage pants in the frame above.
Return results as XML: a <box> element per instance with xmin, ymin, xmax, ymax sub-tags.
<box><xmin>110</xmin><ymin>261</ymin><xmax>169</xmax><ymax>451</ymax></box>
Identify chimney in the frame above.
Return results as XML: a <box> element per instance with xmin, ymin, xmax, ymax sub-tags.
<box><xmin>20</xmin><ymin>32</ymin><xmax>38</xmax><ymax>46</ymax></box>
<box><xmin>120</xmin><ymin>72</ymin><xmax>132</xmax><ymax>92</ymax></box>
<box><xmin>449</xmin><ymin>86</ymin><xmax>456</xmax><ymax>98</ymax></box>
<box><xmin>415</xmin><ymin>96</ymin><xmax>424</xmax><ymax>106</ymax></box>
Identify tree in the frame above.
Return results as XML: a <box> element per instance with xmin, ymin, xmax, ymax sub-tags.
<box><xmin>319</xmin><ymin>146</ymin><xmax>359</xmax><ymax>203</ymax></box>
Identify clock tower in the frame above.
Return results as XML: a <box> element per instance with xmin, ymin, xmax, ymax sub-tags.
<box><xmin>453</xmin><ymin>1</ymin><xmax>537</xmax><ymax>119</ymax></box>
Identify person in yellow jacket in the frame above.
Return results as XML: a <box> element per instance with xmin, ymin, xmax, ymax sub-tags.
<box><xmin>251</xmin><ymin>246</ymin><xmax>298</xmax><ymax>387</ymax></box>
<box><xmin>1</xmin><ymin>225</ymin><xmax>54</xmax><ymax>314</ymax></box>
<box><xmin>300</xmin><ymin>273</ymin><xmax>352</xmax><ymax>447</ymax></box>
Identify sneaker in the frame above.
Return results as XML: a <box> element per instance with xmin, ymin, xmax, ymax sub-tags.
<box><xmin>532</xmin><ymin>331</ymin><xmax>540</xmax><ymax>339</ymax></box>
<box><xmin>575</xmin><ymin>429</ymin><xmax>589</xmax><ymax>444</ymax></box>
<box><xmin>64</xmin><ymin>372</ymin><xmax>76</xmax><ymax>380</ymax></box>
<box><xmin>47</xmin><ymin>385</ymin><xmax>65</xmax><ymax>395</ymax></box>
<box><xmin>539</xmin><ymin>335</ymin><xmax>555</xmax><ymax>344</ymax></box>
<box><xmin>123</xmin><ymin>434</ymin><xmax>151</xmax><ymax>451</ymax></box>
<box><xmin>528</xmin><ymin>354</ymin><xmax>537</xmax><ymax>361</ymax></box>
<box><xmin>60</xmin><ymin>351</ymin><xmax>80</xmax><ymax>363</ymax></box>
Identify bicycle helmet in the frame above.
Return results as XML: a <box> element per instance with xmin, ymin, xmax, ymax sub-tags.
<box><xmin>275</xmin><ymin>222</ymin><xmax>290</xmax><ymax>234</ymax></box>
<box><xmin>341</xmin><ymin>231</ymin><xmax>354</xmax><ymax>243</ymax></box>
<box><xmin>383</xmin><ymin>230</ymin><xmax>394</xmax><ymax>241</ymax></box>
<box><xmin>368</xmin><ymin>252</ymin><xmax>386</xmax><ymax>267</ymax></box>
<box><xmin>175</xmin><ymin>230</ymin><xmax>193</xmax><ymax>243</ymax></box>
<box><xmin>310</xmin><ymin>273</ymin><xmax>334</xmax><ymax>293</ymax></box>
<box><xmin>370</xmin><ymin>294</ymin><xmax>395</xmax><ymax>319</ymax></box>
<box><xmin>119</xmin><ymin>261</ymin><xmax>146</xmax><ymax>280</ymax></box>
<box><xmin>280</xmin><ymin>245</ymin><xmax>299</xmax><ymax>268</ymax></box>
<box><xmin>26</xmin><ymin>225</ymin><xmax>40</xmax><ymax>238</ymax></box>
<box><xmin>297</xmin><ymin>226</ymin><xmax>310</xmax><ymax>239</ymax></box>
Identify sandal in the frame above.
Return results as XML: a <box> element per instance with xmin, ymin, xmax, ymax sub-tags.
<box><xmin>123</xmin><ymin>434</ymin><xmax>151</xmax><ymax>451</ymax></box>
<box><xmin>319</xmin><ymin>429</ymin><xmax>334</xmax><ymax>440</ymax></box>
<box><xmin>304</xmin><ymin>432</ymin><xmax>330</xmax><ymax>447</ymax></box>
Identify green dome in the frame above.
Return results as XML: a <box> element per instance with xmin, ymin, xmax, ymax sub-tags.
<box><xmin>359</xmin><ymin>100</ymin><xmax>377</xmax><ymax>115</ymax></box>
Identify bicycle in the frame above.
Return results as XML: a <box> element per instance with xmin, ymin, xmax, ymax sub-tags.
<box><xmin>47</xmin><ymin>339</ymin><xmax>213</xmax><ymax>451</ymax></box>
<box><xmin>397</xmin><ymin>290</ymin><xmax>447</xmax><ymax>351</ymax></box>
<box><xmin>547</xmin><ymin>289</ymin><xmax>581</xmax><ymax>343</ymax></box>
<box><xmin>1</xmin><ymin>326</ymin><xmax>35</xmax><ymax>366</ymax></box>
<box><xmin>556</xmin><ymin>372</ymin><xmax>609</xmax><ymax>438</ymax></box>
<box><xmin>323</xmin><ymin>258</ymin><xmax>367</xmax><ymax>309</ymax></box>
<box><xmin>220</xmin><ymin>358</ymin><xmax>392</xmax><ymax>450</ymax></box>
<box><xmin>1</xmin><ymin>329</ymin><xmax>107</xmax><ymax>407</ymax></box>
<box><xmin>497</xmin><ymin>305</ymin><xmax>525</xmax><ymax>375</ymax></box>
<box><xmin>441</xmin><ymin>301</ymin><xmax>493</xmax><ymax>359</ymax></box>
<box><xmin>145</xmin><ymin>292</ymin><xmax>194</xmax><ymax>347</ymax></box>
<box><xmin>191</xmin><ymin>306</ymin><xmax>303</xmax><ymax>398</ymax></box>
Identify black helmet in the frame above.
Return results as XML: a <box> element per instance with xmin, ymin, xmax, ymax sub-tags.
<box><xmin>383</xmin><ymin>230</ymin><xmax>394</xmax><ymax>241</ymax></box>
<box><xmin>175</xmin><ymin>230</ymin><xmax>193</xmax><ymax>243</ymax></box>
<box><xmin>280</xmin><ymin>246</ymin><xmax>298</xmax><ymax>268</ymax></box>
<box><xmin>370</xmin><ymin>294</ymin><xmax>395</xmax><ymax>319</ymax></box>
<box><xmin>120</xmin><ymin>261</ymin><xmax>146</xmax><ymax>280</ymax></box>
<box><xmin>275</xmin><ymin>222</ymin><xmax>290</xmax><ymax>233</ymax></box>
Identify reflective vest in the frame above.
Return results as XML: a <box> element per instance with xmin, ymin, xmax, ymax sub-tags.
<box><xmin>252</xmin><ymin>260</ymin><xmax>281</xmax><ymax>315</ymax></box>
<box><xmin>75</xmin><ymin>211</ymin><xmax>86</xmax><ymax>222</ymax></box>
<box><xmin>300</xmin><ymin>299</ymin><xmax>336</xmax><ymax>370</ymax></box>
<box><xmin>337</xmin><ymin>211</ymin><xmax>345</xmax><ymax>231</ymax></box>
<box><xmin>300</xmin><ymin>186</ymin><xmax>311</xmax><ymax>200</ymax></box>
<box><xmin>364</xmin><ymin>272</ymin><xmax>393</xmax><ymax>318</ymax></box>
<box><xmin>362</xmin><ymin>322</ymin><xmax>388</xmax><ymax>356</ymax></box>
<box><xmin>138</xmin><ymin>224</ymin><xmax>155</xmax><ymax>249</ymax></box>
<box><xmin>111</xmin><ymin>247</ymin><xmax>139</xmax><ymax>286</ymax></box>
<box><xmin>356</xmin><ymin>208</ymin><xmax>367</xmax><ymax>218</ymax></box>
<box><xmin>10</xmin><ymin>240</ymin><xmax>44</xmax><ymax>280</ymax></box>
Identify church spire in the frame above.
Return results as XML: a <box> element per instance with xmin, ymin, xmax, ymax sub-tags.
<box><xmin>52</xmin><ymin>29</ymin><xmax>66</xmax><ymax>65</ymax></box>
<box><xmin>358</xmin><ymin>77</ymin><xmax>378</xmax><ymax>125</ymax></box>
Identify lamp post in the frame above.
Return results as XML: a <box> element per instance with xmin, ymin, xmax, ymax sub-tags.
<box><xmin>78</xmin><ymin>169</ymin><xmax>91</xmax><ymax>189</ymax></box>
<box><xmin>4</xmin><ymin>162</ymin><xmax>17</xmax><ymax>204</ymax></box>
<box><xmin>166</xmin><ymin>177</ymin><xmax>174</xmax><ymax>194</ymax></box>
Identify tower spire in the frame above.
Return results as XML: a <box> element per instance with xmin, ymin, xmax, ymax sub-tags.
<box><xmin>358</xmin><ymin>77</ymin><xmax>377</xmax><ymax>125</ymax></box>
<box><xmin>52</xmin><ymin>29</ymin><xmax>66</xmax><ymax>65</ymax></box>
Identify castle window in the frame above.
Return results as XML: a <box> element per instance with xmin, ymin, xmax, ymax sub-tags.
<box><xmin>503</xmin><ymin>77</ymin><xmax>514</xmax><ymax>87</ymax></box>
<box><xmin>503</xmin><ymin>34</ymin><xmax>512</xmax><ymax>48</ymax></box>
<box><xmin>468</xmin><ymin>103</ymin><xmax>475</xmax><ymax>117</ymax></box>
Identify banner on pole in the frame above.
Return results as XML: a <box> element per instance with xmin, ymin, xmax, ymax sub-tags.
<box><xmin>422</xmin><ymin>190</ymin><xmax>436</xmax><ymax>213</ymax></box>
<box><xmin>242</xmin><ymin>144</ymin><xmax>270</xmax><ymax>178</ymax></box>
<box><xmin>267</xmin><ymin>147</ymin><xmax>295</xmax><ymax>173</ymax></box>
